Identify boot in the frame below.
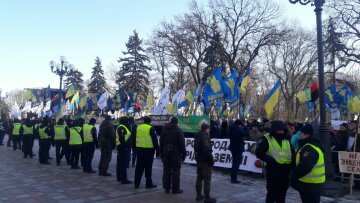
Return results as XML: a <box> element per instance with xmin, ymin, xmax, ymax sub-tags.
<box><xmin>204</xmin><ymin>196</ymin><xmax>216</xmax><ymax>203</ymax></box>
<box><xmin>196</xmin><ymin>194</ymin><xmax>204</xmax><ymax>201</ymax></box>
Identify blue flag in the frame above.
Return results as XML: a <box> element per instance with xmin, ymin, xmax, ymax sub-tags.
<box><xmin>44</xmin><ymin>85</ymin><xmax>51</xmax><ymax>102</ymax></box>
<box><xmin>203</xmin><ymin>67</ymin><xmax>224</xmax><ymax>105</ymax></box>
<box><xmin>222</xmin><ymin>69</ymin><xmax>238</xmax><ymax>103</ymax></box>
<box><xmin>87</xmin><ymin>97</ymin><xmax>93</xmax><ymax>112</ymax></box>
<box><xmin>325</xmin><ymin>85</ymin><xmax>338</xmax><ymax>108</ymax></box>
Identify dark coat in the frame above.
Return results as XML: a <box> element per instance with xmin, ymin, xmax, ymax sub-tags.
<box><xmin>160</xmin><ymin>123</ymin><xmax>186</xmax><ymax>160</ymax></box>
<box><xmin>229</xmin><ymin>124</ymin><xmax>249</xmax><ymax>154</ymax></box>
<box><xmin>194</xmin><ymin>131</ymin><xmax>213</xmax><ymax>165</ymax></box>
<box><xmin>98</xmin><ymin>120</ymin><xmax>116</xmax><ymax>149</ymax></box>
<box><xmin>291</xmin><ymin>137</ymin><xmax>324</xmax><ymax>194</ymax></box>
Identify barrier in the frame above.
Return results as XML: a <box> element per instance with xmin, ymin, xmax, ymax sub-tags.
<box><xmin>184</xmin><ymin>138</ymin><xmax>263</xmax><ymax>173</ymax></box>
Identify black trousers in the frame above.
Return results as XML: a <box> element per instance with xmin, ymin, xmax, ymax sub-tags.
<box><xmin>69</xmin><ymin>145</ymin><xmax>82</xmax><ymax>167</ymax></box>
<box><xmin>0</xmin><ymin>131</ymin><xmax>4</xmax><ymax>145</ymax></box>
<box><xmin>131</xmin><ymin>147</ymin><xmax>137</xmax><ymax>166</ymax></box>
<box><xmin>162</xmin><ymin>153</ymin><xmax>182</xmax><ymax>191</ymax></box>
<box><xmin>7</xmin><ymin>133</ymin><xmax>13</xmax><ymax>147</ymax></box>
<box><xmin>134</xmin><ymin>148</ymin><xmax>155</xmax><ymax>187</ymax></box>
<box><xmin>55</xmin><ymin>140</ymin><xmax>70</xmax><ymax>165</ymax></box>
<box><xmin>83</xmin><ymin>142</ymin><xmax>95</xmax><ymax>172</ymax></box>
<box><xmin>231</xmin><ymin>151</ymin><xmax>243</xmax><ymax>181</ymax></box>
<box><xmin>266</xmin><ymin>172</ymin><xmax>289</xmax><ymax>203</ymax></box>
<box><xmin>196</xmin><ymin>162</ymin><xmax>212</xmax><ymax>198</ymax></box>
<box><xmin>23</xmin><ymin>135</ymin><xmax>34</xmax><ymax>157</ymax></box>
<box><xmin>12</xmin><ymin>135</ymin><xmax>21</xmax><ymax>150</ymax></box>
<box><xmin>117</xmin><ymin>150</ymin><xmax>130</xmax><ymax>182</ymax></box>
<box><xmin>98</xmin><ymin>147</ymin><xmax>112</xmax><ymax>174</ymax></box>
<box><xmin>300</xmin><ymin>192</ymin><xmax>320</xmax><ymax>203</ymax></box>
<box><xmin>38</xmin><ymin>139</ymin><xmax>51</xmax><ymax>163</ymax></box>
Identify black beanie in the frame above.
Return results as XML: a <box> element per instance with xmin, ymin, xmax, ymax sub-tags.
<box><xmin>271</xmin><ymin>120</ymin><xmax>285</xmax><ymax>133</ymax></box>
<box><xmin>301</xmin><ymin>124</ymin><xmax>314</xmax><ymax>136</ymax></box>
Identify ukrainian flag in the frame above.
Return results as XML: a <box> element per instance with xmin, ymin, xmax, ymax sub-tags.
<box><xmin>71</xmin><ymin>91</ymin><xmax>80</xmax><ymax>105</ymax></box>
<box><xmin>264</xmin><ymin>80</ymin><xmax>281</xmax><ymax>117</ymax></box>
<box><xmin>240</xmin><ymin>66</ymin><xmax>250</xmax><ymax>94</ymax></box>
<box><xmin>65</xmin><ymin>85</ymin><xmax>76</xmax><ymax>99</ymax></box>
<box><xmin>203</xmin><ymin>67</ymin><xmax>223</xmax><ymax>104</ymax></box>
<box><xmin>222</xmin><ymin>69</ymin><xmax>238</xmax><ymax>103</ymax></box>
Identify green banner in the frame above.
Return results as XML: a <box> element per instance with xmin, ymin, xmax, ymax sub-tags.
<box><xmin>176</xmin><ymin>115</ymin><xmax>210</xmax><ymax>133</ymax></box>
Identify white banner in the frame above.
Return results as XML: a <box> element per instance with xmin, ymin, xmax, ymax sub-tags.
<box><xmin>184</xmin><ymin>138</ymin><xmax>263</xmax><ymax>173</ymax></box>
<box><xmin>338</xmin><ymin>151</ymin><xmax>360</xmax><ymax>175</ymax></box>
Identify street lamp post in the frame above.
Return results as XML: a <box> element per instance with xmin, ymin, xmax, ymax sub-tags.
<box><xmin>49</xmin><ymin>56</ymin><xmax>73</xmax><ymax>109</ymax></box>
<box><xmin>289</xmin><ymin>0</ymin><xmax>338</xmax><ymax>194</ymax></box>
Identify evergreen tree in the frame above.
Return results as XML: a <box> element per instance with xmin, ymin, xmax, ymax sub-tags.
<box><xmin>88</xmin><ymin>56</ymin><xmax>107</xmax><ymax>94</ymax></box>
<box><xmin>116</xmin><ymin>30</ymin><xmax>150</xmax><ymax>99</ymax></box>
<box><xmin>324</xmin><ymin>18</ymin><xmax>347</xmax><ymax>84</ymax></box>
<box><xmin>64</xmin><ymin>68</ymin><xmax>84</xmax><ymax>91</ymax></box>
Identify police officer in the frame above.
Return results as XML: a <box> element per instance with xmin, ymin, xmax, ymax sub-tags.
<box><xmin>134</xmin><ymin>116</ymin><xmax>159</xmax><ymax>189</ymax></box>
<box><xmin>291</xmin><ymin>124</ymin><xmax>325</xmax><ymax>203</ymax></box>
<box><xmin>160</xmin><ymin>117</ymin><xmax>186</xmax><ymax>194</ymax></box>
<box><xmin>82</xmin><ymin>118</ymin><xmax>98</xmax><ymax>173</ymax></box>
<box><xmin>20</xmin><ymin>118</ymin><xmax>35</xmax><ymax>158</ymax></box>
<box><xmin>68</xmin><ymin>120</ymin><xmax>83</xmax><ymax>169</ymax></box>
<box><xmin>38</xmin><ymin>117</ymin><xmax>51</xmax><ymax>164</ymax></box>
<box><xmin>116</xmin><ymin>117</ymin><xmax>132</xmax><ymax>184</ymax></box>
<box><xmin>11</xmin><ymin>119</ymin><xmax>22</xmax><ymax>151</ymax></box>
<box><xmin>194</xmin><ymin>123</ymin><xmax>216</xmax><ymax>203</ymax></box>
<box><xmin>54</xmin><ymin>118</ymin><xmax>70</xmax><ymax>166</ymax></box>
<box><xmin>255</xmin><ymin>120</ymin><xmax>294</xmax><ymax>203</ymax></box>
<box><xmin>98</xmin><ymin>115</ymin><xmax>116</xmax><ymax>176</ymax></box>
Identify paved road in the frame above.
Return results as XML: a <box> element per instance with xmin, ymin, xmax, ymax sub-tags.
<box><xmin>0</xmin><ymin>135</ymin><xmax>359</xmax><ymax>203</ymax></box>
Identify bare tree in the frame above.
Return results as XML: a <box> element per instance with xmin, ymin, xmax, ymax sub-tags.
<box><xmin>207</xmin><ymin>0</ymin><xmax>287</xmax><ymax>71</ymax></box>
<box><xmin>263</xmin><ymin>27</ymin><xmax>318</xmax><ymax>120</ymax></box>
<box><xmin>327</xmin><ymin>0</ymin><xmax>360</xmax><ymax>63</ymax></box>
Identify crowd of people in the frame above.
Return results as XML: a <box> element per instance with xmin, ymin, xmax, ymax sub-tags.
<box><xmin>0</xmin><ymin>115</ymin><xmax>359</xmax><ymax>203</ymax></box>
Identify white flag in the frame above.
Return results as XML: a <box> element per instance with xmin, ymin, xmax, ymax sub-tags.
<box><xmin>153</xmin><ymin>86</ymin><xmax>170</xmax><ymax>115</ymax></box>
<box><xmin>44</xmin><ymin>100</ymin><xmax>51</xmax><ymax>112</ymax></box>
<box><xmin>97</xmin><ymin>92</ymin><xmax>109</xmax><ymax>110</ymax></box>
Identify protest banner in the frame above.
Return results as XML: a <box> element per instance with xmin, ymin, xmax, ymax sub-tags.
<box><xmin>177</xmin><ymin>115</ymin><xmax>210</xmax><ymax>133</ymax></box>
<box><xmin>338</xmin><ymin>151</ymin><xmax>360</xmax><ymax>175</ymax></box>
<box><xmin>184</xmin><ymin>138</ymin><xmax>262</xmax><ymax>173</ymax></box>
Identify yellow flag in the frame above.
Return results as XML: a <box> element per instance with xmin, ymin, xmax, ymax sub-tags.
<box><xmin>296</xmin><ymin>91</ymin><xmax>308</xmax><ymax>103</ymax></box>
<box><xmin>352</xmin><ymin>96</ymin><xmax>360</xmax><ymax>113</ymax></box>
<box><xmin>166</xmin><ymin>102</ymin><xmax>176</xmax><ymax>115</ymax></box>
<box><xmin>185</xmin><ymin>91</ymin><xmax>194</xmax><ymax>102</ymax></box>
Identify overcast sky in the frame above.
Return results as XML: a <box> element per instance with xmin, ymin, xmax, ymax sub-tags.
<box><xmin>0</xmin><ymin>0</ymin><xmax>320</xmax><ymax>96</ymax></box>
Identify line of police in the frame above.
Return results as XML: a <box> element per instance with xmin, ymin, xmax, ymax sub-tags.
<box><xmin>2</xmin><ymin>116</ymin><xmax>325</xmax><ymax>203</ymax></box>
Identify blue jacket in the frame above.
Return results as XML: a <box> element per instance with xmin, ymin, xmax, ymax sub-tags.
<box><xmin>291</xmin><ymin>131</ymin><xmax>301</xmax><ymax>151</ymax></box>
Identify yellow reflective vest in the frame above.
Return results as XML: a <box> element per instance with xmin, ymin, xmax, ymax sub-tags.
<box><xmin>39</xmin><ymin>127</ymin><xmax>50</xmax><ymax>140</ymax></box>
<box><xmin>136</xmin><ymin>124</ymin><xmax>154</xmax><ymax>148</ymax></box>
<box><xmin>23</xmin><ymin>125</ymin><xmax>34</xmax><ymax>135</ymax></box>
<box><xmin>83</xmin><ymin>124</ymin><xmax>94</xmax><ymax>143</ymax></box>
<box><xmin>116</xmin><ymin>124</ymin><xmax>131</xmax><ymax>146</ymax></box>
<box><xmin>54</xmin><ymin>125</ymin><xmax>67</xmax><ymax>140</ymax></box>
<box><xmin>69</xmin><ymin>127</ymin><xmax>83</xmax><ymax>145</ymax></box>
<box><xmin>264</xmin><ymin>134</ymin><xmax>292</xmax><ymax>164</ymax></box>
<box><xmin>296</xmin><ymin>143</ymin><xmax>326</xmax><ymax>184</ymax></box>
<box><xmin>12</xmin><ymin>123</ymin><xmax>21</xmax><ymax>136</ymax></box>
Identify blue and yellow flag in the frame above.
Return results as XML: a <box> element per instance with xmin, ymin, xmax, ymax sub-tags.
<box><xmin>264</xmin><ymin>80</ymin><xmax>281</xmax><ymax>117</ymax></box>
<box><xmin>338</xmin><ymin>85</ymin><xmax>352</xmax><ymax>114</ymax></box>
<box><xmin>79</xmin><ymin>96</ymin><xmax>87</xmax><ymax>110</ymax></box>
<box><xmin>222</xmin><ymin>69</ymin><xmax>238</xmax><ymax>103</ymax></box>
<box><xmin>325</xmin><ymin>85</ymin><xmax>338</xmax><ymax>108</ymax></box>
<box><xmin>65</xmin><ymin>85</ymin><xmax>76</xmax><ymax>99</ymax></box>
<box><xmin>71</xmin><ymin>91</ymin><xmax>80</xmax><ymax>105</ymax></box>
<box><xmin>240</xmin><ymin>65</ymin><xmax>250</xmax><ymax>94</ymax></box>
<box><xmin>203</xmin><ymin>67</ymin><xmax>223</xmax><ymax>105</ymax></box>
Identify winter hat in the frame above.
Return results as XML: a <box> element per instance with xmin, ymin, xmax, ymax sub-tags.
<box><xmin>301</xmin><ymin>124</ymin><xmax>314</xmax><ymax>136</ymax></box>
<box><xmin>271</xmin><ymin>120</ymin><xmax>285</xmax><ymax>133</ymax></box>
